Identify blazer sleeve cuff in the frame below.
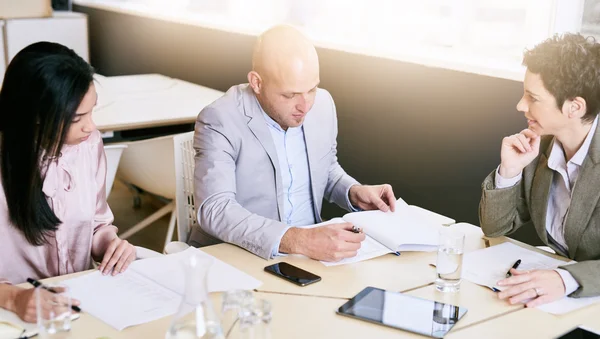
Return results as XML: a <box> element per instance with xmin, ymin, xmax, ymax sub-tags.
<box><xmin>559</xmin><ymin>261</ymin><xmax>600</xmax><ymax>297</ymax></box>
<box><xmin>332</xmin><ymin>176</ymin><xmax>360</xmax><ymax>211</ymax></box>
<box><xmin>555</xmin><ymin>268</ymin><xmax>580</xmax><ymax>296</ymax></box>
<box><xmin>495</xmin><ymin>166</ymin><xmax>523</xmax><ymax>189</ymax></box>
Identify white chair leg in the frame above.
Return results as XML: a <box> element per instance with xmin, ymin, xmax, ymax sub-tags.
<box><xmin>163</xmin><ymin>210</ymin><xmax>177</xmax><ymax>252</ymax></box>
<box><xmin>121</xmin><ymin>201</ymin><xmax>175</xmax><ymax>239</ymax></box>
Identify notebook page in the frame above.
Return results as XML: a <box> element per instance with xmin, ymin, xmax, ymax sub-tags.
<box><xmin>461</xmin><ymin>242</ymin><xmax>567</xmax><ymax>291</ymax></box>
<box><xmin>63</xmin><ymin>248</ymin><xmax>262</xmax><ymax>330</ymax></box>
<box><xmin>342</xmin><ymin>206</ymin><xmax>441</xmax><ymax>252</ymax></box>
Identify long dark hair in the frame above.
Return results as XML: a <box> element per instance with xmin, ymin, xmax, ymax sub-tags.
<box><xmin>0</xmin><ymin>42</ymin><xmax>94</xmax><ymax>245</ymax></box>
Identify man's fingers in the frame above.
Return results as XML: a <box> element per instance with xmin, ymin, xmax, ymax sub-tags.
<box><xmin>383</xmin><ymin>185</ymin><xmax>396</xmax><ymax>212</ymax></box>
<box><xmin>338</xmin><ymin>229</ymin><xmax>366</xmax><ymax>243</ymax></box>
<box><xmin>331</xmin><ymin>222</ymin><xmax>354</xmax><ymax>231</ymax></box>
<box><xmin>334</xmin><ymin>251</ymin><xmax>358</xmax><ymax>261</ymax></box>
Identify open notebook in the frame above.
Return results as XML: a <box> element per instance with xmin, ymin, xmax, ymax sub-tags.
<box><xmin>0</xmin><ymin>308</ymin><xmax>79</xmax><ymax>339</ymax></box>
<box><xmin>319</xmin><ymin>198</ymin><xmax>455</xmax><ymax>266</ymax></box>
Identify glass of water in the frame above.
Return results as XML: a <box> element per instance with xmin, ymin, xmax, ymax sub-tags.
<box><xmin>35</xmin><ymin>284</ymin><xmax>72</xmax><ymax>338</ymax></box>
<box><xmin>435</xmin><ymin>228</ymin><xmax>465</xmax><ymax>293</ymax></box>
<box><xmin>221</xmin><ymin>290</ymin><xmax>254</xmax><ymax>337</ymax></box>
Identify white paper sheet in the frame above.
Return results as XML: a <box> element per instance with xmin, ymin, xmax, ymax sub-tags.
<box><xmin>312</xmin><ymin>200</ymin><xmax>450</xmax><ymax>266</ymax></box>
<box><xmin>538</xmin><ymin>295</ymin><xmax>600</xmax><ymax>315</ymax></box>
<box><xmin>461</xmin><ymin>242</ymin><xmax>567</xmax><ymax>292</ymax></box>
<box><xmin>63</xmin><ymin>248</ymin><xmax>262</xmax><ymax>331</ymax></box>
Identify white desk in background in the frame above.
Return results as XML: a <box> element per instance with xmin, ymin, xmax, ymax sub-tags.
<box><xmin>93</xmin><ymin>73</ymin><xmax>224</xmax><ymax>135</ymax></box>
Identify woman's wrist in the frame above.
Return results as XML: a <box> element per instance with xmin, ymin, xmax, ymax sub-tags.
<box><xmin>0</xmin><ymin>283</ymin><xmax>20</xmax><ymax>312</ymax></box>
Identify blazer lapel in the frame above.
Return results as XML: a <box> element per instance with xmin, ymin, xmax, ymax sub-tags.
<box><xmin>563</xmin><ymin>124</ymin><xmax>600</xmax><ymax>258</ymax></box>
<box><xmin>301</xmin><ymin>111</ymin><xmax>322</xmax><ymax>222</ymax></box>
<box><xmin>241</xmin><ymin>87</ymin><xmax>284</xmax><ymax>221</ymax></box>
<box><xmin>530</xmin><ymin>142</ymin><xmax>554</xmax><ymax>246</ymax></box>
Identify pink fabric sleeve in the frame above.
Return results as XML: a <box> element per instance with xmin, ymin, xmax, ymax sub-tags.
<box><xmin>90</xmin><ymin>133</ymin><xmax>118</xmax><ymax>260</ymax></box>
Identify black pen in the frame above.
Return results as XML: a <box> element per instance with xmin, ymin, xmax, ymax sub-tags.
<box><xmin>26</xmin><ymin>278</ymin><xmax>81</xmax><ymax>313</ymax></box>
<box><xmin>505</xmin><ymin>259</ymin><xmax>521</xmax><ymax>278</ymax></box>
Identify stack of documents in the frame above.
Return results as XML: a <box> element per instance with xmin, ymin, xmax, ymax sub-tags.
<box><xmin>314</xmin><ymin>198</ymin><xmax>455</xmax><ymax>267</ymax></box>
<box><xmin>461</xmin><ymin>242</ymin><xmax>600</xmax><ymax>314</ymax></box>
<box><xmin>63</xmin><ymin>248</ymin><xmax>262</xmax><ymax>331</ymax></box>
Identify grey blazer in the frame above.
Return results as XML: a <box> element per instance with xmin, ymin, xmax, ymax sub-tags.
<box><xmin>188</xmin><ymin>84</ymin><xmax>359</xmax><ymax>259</ymax></box>
<box><xmin>479</xmin><ymin>124</ymin><xmax>600</xmax><ymax>297</ymax></box>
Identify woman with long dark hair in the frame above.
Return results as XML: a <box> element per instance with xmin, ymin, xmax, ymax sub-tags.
<box><xmin>0</xmin><ymin>42</ymin><xmax>136</xmax><ymax>322</ymax></box>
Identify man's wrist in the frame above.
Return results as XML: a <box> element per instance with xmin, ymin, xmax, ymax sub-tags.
<box><xmin>348</xmin><ymin>184</ymin><xmax>360</xmax><ymax>207</ymax></box>
<box><xmin>279</xmin><ymin>227</ymin><xmax>302</xmax><ymax>255</ymax></box>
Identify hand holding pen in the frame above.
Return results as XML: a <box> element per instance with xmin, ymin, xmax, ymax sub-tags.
<box><xmin>27</xmin><ymin>278</ymin><xmax>81</xmax><ymax>312</ymax></box>
<box><xmin>505</xmin><ymin>259</ymin><xmax>522</xmax><ymax>278</ymax></box>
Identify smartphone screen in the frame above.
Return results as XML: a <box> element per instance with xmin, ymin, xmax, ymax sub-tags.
<box><xmin>264</xmin><ymin>262</ymin><xmax>321</xmax><ymax>286</ymax></box>
<box><xmin>557</xmin><ymin>326</ymin><xmax>600</xmax><ymax>339</ymax></box>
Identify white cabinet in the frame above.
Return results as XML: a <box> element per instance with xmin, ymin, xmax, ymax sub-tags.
<box><xmin>0</xmin><ymin>11</ymin><xmax>89</xmax><ymax>81</ymax></box>
<box><xmin>5</xmin><ymin>11</ymin><xmax>89</xmax><ymax>62</ymax></box>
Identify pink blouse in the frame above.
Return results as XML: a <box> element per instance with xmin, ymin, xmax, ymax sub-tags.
<box><xmin>0</xmin><ymin>130</ymin><xmax>118</xmax><ymax>284</ymax></box>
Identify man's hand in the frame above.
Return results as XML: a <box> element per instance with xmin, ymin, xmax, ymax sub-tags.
<box><xmin>497</xmin><ymin>269</ymin><xmax>566</xmax><ymax>307</ymax></box>
<box><xmin>499</xmin><ymin>128</ymin><xmax>541</xmax><ymax>178</ymax></box>
<box><xmin>349</xmin><ymin>184</ymin><xmax>396</xmax><ymax>212</ymax></box>
<box><xmin>279</xmin><ymin>223</ymin><xmax>366</xmax><ymax>262</ymax></box>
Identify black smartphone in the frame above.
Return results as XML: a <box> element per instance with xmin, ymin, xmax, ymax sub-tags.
<box><xmin>264</xmin><ymin>262</ymin><xmax>321</xmax><ymax>286</ymax></box>
<box><xmin>556</xmin><ymin>326</ymin><xmax>600</xmax><ymax>339</ymax></box>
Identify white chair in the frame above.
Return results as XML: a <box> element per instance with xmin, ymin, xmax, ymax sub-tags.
<box><xmin>164</xmin><ymin>132</ymin><xmax>195</xmax><ymax>255</ymax></box>
<box><xmin>103</xmin><ymin>144</ymin><xmax>128</xmax><ymax>197</ymax></box>
<box><xmin>116</xmin><ymin>135</ymin><xmax>177</xmax><ymax>249</ymax></box>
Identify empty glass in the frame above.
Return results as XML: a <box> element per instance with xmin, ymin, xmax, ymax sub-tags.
<box><xmin>435</xmin><ymin>228</ymin><xmax>465</xmax><ymax>293</ymax></box>
<box><xmin>35</xmin><ymin>284</ymin><xmax>72</xmax><ymax>338</ymax></box>
<box><xmin>229</xmin><ymin>298</ymin><xmax>273</xmax><ymax>339</ymax></box>
<box><xmin>221</xmin><ymin>290</ymin><xmax>254</xmax><ymax>337</ymax></box>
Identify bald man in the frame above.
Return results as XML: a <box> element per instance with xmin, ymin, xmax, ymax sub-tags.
<box><xmin>189</xmin><ymin>25</ymin><xmax>396</xmax><ymax>261</ymax></box>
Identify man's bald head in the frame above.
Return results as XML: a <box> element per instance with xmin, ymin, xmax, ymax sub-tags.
<box><xmin>252</xmin><ymin>25</ymin><xmax>319</xmax><ymax>86</ymax></box>
<box><xmin>248</xmin><ymin>25</ymin><xmax>320</xmax><ymax>130</ymax></box>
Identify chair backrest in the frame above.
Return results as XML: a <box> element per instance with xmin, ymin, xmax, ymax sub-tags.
<box><xmin>117</xmin><ymin>135</ymin><xmax>177</xmax><ymax>199</ymax></box>
<box><xmin>173</xmin><ymin>132</ymin><xmax>196</xmax><ymax>243</ymax></box>
<box><xmin>103</xmin><ymin>144</ymin><xmax>128</xmax><ymax>197</ymax></box>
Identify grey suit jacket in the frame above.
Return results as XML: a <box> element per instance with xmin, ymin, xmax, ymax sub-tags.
<box><xmin>479</xmin><ymin>125</ymin><xmax>600</xmax><ymax>297</ymax></box>
<box><xmin>188</xmin><ymin>84</ymin><xmax>360</xmax><ymax>259</ymax></box>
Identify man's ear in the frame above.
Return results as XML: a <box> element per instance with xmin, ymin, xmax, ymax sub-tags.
<box><xmin>247</xmin><ymin>71</ymin><xmax>262</xmax><ymax>95</ymax></box>
<box><xmin>567</xmin><ymin>96</ymin><xmax>587</xmax><ymax>119</ymax></box>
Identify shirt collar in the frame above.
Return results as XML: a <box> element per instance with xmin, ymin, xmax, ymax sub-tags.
<box><xmin>548</xmin><ymin>115</ymin><xmax>599</xmax><ymax>168</ymax></box>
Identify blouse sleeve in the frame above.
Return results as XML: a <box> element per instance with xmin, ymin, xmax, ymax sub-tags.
<box><xmin>90</xmin><ymin>132</ymin><xmax>119</xmax><ymax>261</ymax></box>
